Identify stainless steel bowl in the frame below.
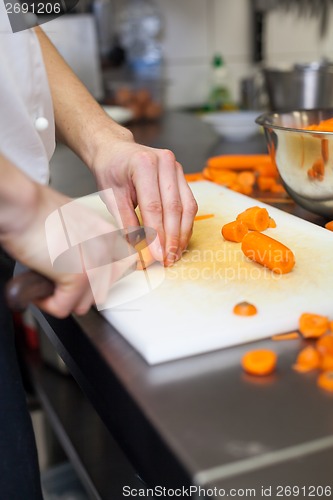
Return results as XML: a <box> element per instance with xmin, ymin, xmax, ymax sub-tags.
<box><xmin>256</xmin><ymin>109</ymin><xmax>333</xmax><ymax>217</ymax></box>
<box><xmin>263</xmin><ymin>64</ymin><xmax>333</xmax><ymax>111</ymax></box>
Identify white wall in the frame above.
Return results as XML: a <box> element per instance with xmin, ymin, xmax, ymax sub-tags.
<box><xmin>151</xmin><ymin>0</ymin><xmax>333</xmax><ymax>108</ymax></box>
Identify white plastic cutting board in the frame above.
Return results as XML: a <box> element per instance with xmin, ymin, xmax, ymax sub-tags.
<box><xmin>88</xmin><ymin>182</ymin><xmax>333</xmax><ymax>364</ymax></box>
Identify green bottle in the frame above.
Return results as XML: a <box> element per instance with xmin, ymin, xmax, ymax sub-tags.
<box><xmin>208</xmin><ymin>54</ymin><xmax>233</xmax><ymax>111</ymax></box>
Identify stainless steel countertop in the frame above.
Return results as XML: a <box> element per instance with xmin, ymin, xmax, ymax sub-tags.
<box><xmin>40</xmin><ymin>111</ymin><xmax>333</xmax><ymax>498</ymax></box>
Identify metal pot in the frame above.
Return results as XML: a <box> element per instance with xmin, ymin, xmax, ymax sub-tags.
<box><xmin>263</xmin><ymin>62</ymin><xmax>333</xmax><ymax>112</ymax></box>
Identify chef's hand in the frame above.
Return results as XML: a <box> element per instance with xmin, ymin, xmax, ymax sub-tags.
<box><xmin>1</xmin><ymin>168</ymin><xmax>136</xmax><ymax>318</ymax></box>
<box><xmin>91</xmin><ymin>139</ymin><xmax>198</xmax><ymax>266</ymax></box>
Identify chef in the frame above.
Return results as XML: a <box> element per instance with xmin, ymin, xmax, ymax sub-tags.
<box><xmin>0</xmin><ymin>2</ymin><xmax>197</xmax><ymax>497</ymax></box>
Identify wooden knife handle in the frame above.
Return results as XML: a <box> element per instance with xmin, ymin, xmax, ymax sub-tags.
<box><xmin>5</xmin><ymin>271</ymin><xmax>55</xmax><ymax>312</ymax></box>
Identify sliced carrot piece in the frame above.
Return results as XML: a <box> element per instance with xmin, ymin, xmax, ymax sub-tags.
<box><xmin>241</xmin><ymin>349</ymin><xmax>277</xmax><ymax>376</ymax></box>
<box><xmin>194</xmin><ymin>214</ymin><xmax>215</xmax><ymax>221</ymax></box>
<box><xmin>230</xmin><ymin>183</ymin><xmax>253</xmax><ymax>195</ymax></box>
<box><xmin>241</xmin><ymin>231</ymin><xmax>295</xmax><ymax>274</ymax></box>
<box><xmin>317</xmin><ymin>371</ymin><xmax>333</xmax><ymax>392</ymax></box>
<box><xmin>321</xmin><ymin>138</ymin><xmax>329</xmax><ymax>163</ymax></box>
<box><xmin>206</xmin><ymin>154</ymin><xmax>271</xmax><ymax>171</ymax></box>
<box><xmin>325</xmin><ymin>221</ymin><xmax>333</xmax><ymax>231</ymax></box>
<box><xmin>270</xmin><ymin>183</ymin><xmax>286</xmax><ymax>194</ymax></box>
<box><xmin>184</xmin><ymin>172</ymin><xmax>205</xmax><ymax>182</ymax></box>
<box><xmin>330</xmin><ymin>321</ymin><xmax>333</xmax><ymax>332</ymax></box>
<box><xmin>209</xmin><ymin>169</ymin><xmax>238</xmax><ymax>186</ymax></box>
<box><xmin>222</xmin><ymin>220</ymin><xmax>248</xmax><ymax>243</ymax></box>
<box><xmin>136</xmin><ymin>239</ymin><xmax>155</xmax><ymax>270</ymax></box>
<box><xmin>268</xmin><ymin>217</ymin><xmax>277</xmax><ymax>228</ymax></box>
<box><xmin>308</xmin><ymin>158</ymin><xmax>325</xmax><ymax>181</ymax></box>
<box><xmin>320</xmin><ymin>355</ymin><xmax>333</xmax><ymax>371</ymax></box>
<box><xmin>299</xmin><ymin>313</ymin><xmax>329</xmax><ymax>339</ymax></box>
<box><xmin>256</xmin><ymin>162</ymin><xmax>278</xmax><ymax>178</ymax></box>
<box><xmin>237</xmin><ymin>171</ymin><xmax>256</xmax><ymax>188</ymax></box>
<box><xmin>233</xmin><ymin>301</ymin><xmax>257</xmax><ymax>316</ymax></box>
<box><xmin>257</xmin><ymin>176</ymin><xmax>276</xmax><ymax>191</ymax></box>
<box><xmin>293</xmin><ymin>345</ymin><xmax>321</xmax><ymax>372</ymax></box>
<box><xmin>316</xmin><ymin>334</ymin><xmax>333</xmax><ymax>356</ymax></box>
<box><xmin>202</xmin><ymin>166</ymin><xmax>213</xmax><ymax>180</ymax></box>
<box><xmin>236</xmin><ymin>206</ymin><xmax>269</xmax><ymax>231</ymax></box>
<box><xmin>271</xmin><ymin>332</ymin><xmax>299</xmax><ymax>341</ymax></box>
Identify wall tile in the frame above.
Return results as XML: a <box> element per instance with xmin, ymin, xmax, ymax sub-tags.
<box><xmin>155</xmin><ymin>0</ymin><xmax>210</xmax><ymax>61</ymax></box>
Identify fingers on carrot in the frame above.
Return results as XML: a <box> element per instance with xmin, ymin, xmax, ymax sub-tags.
<box><xmin>324</xmin><ymin>220</ymin><xmax>333</xmax><ymax>231</ymax></box>
<box><xmin>222</xmin><ymin>221</ymin><xmax>248</xmax><ymax>243</ymax></box>
<box><xmin>136</xmin><ymin>239</ymin><xmax>156</xmax><ymax>270</ymax></box>
<box><xmin>194</xmin><ymin>214</ymin><xmax>215</xmax><ymax>221</ymax></box>
<box><xmin>299</xmin><ymin>313</ymin><xmax>329</xmax><ymax>339</ymax></box>
<box><xmin>317</xmin><ymin>371</ymin><xmax>333</xmax><ymax>392</ymax></box>
<box><xmin>241</xmin><ymin>231</ymin><xmax>295</xmax><ymax>274</ymax></box>
<box><xmin>293</xmin><ymin>345</ymin><xmax>321</xmax><ymax>372</ymax></box>
<box><xmin>233</xmin><ymin>301</ymin><xmax>257</xmax><ymax>316</ymax></box>
<box><xmin>242</xmin><ymin>349</ymin><xmax>277</xmax><ymax>376</ymax></box>
<box><xmin>236</xmin><ymin>206</ymin><xmax>269</xmax><ymax>231</ymax></box>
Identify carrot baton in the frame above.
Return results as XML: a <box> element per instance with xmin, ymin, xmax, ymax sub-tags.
<box><xmin>221</xmin><ymin>220</ymin><xmax>248</xmax><ymax>242</ymax></box>
<box><xmin>236</xmin><ymin>206</ymin><xmax>269</xmax><ymax>231</ymax></box>
<box><xmin>241</xmin><ymin>231</ymin><xmax>295</xmax><ymax>274</ymax></box>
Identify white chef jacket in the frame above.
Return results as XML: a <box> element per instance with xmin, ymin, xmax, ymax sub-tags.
<box><xmin>0</xmin><ymin>1</ymin><xmax>55</xmax><ymax>184</ymax></box>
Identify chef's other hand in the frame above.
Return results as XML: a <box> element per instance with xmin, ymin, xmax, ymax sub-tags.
<box><xmin>91</xmin><ymin>139</ymin><xmax>198</xmax><ymax>267</ymax></box>
<box><xmin>0</xmin><ymin>169</ymin><xmax>136</xmax><ymax>318</ymax></box>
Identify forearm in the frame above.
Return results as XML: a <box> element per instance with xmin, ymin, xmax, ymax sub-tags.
<box><xmin>0</xmin><ymin>154</ymin><xmax>37</xmax><ymax>242</ymax></box>
<box><xmin>34</xmin><ymin>27</ymin><xmax>134</xmax><ymax>169</ymax></box>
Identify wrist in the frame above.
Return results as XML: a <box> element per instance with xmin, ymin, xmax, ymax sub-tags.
<box><xmin>80</xmin><ymin>115</ymin><xmax>135</xmax><ymax>172</ymax></box>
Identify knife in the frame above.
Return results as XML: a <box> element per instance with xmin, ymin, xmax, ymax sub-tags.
<box><xmin>5</xmin><ymin>226</ymin><xmax>156</xmax><ymax>312</ymax></box>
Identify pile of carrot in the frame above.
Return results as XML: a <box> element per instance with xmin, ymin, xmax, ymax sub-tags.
<box><xmin>185</xmin><ymin>154</ymin><xmax>287</xmax><ymax>197</ymax></box>
<box><xmin>242</xmin><ymin>312</ymin><xmax>333</xmax><ymax>393</ymax></box>
<box><xmin>222</xmin><ymin>205</ymin><xmax>295</xmax><ymax>275</ymax></box>
<box><xmin>305</xmin><ymin>118</ymin><xmax>333</xmax><ymax>132</ymax></box>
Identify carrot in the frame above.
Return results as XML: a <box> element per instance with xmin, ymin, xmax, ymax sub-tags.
<box><xmin>202</xmin><ymin>166</ymin><xmax>213</xmax><ymax>180</ymax></box>
<box><xmin>324</xmin><ymin>221</ymin><xmax>333</xmax><ymax>231</ymax></box>
<box><xmin>299</xmin><ymin>313</ymin><xmax>329</xmax><ymax>339</ymax></box>
<box><xmin>194</xmin><ymin>214</ymin><xmax>215</xmax><ymax>221</ymax></box>
<box><xmin>305</xmin><ymin>118</ymin><xmax>333</xmax><ymax>132</ymax></box>
<box><xmin>320</xmin><ymin>355</ymin><xmax>333</xmax><ymax>372</ymax></box>
<box><xmin>307</xmin><ymin>158</ymin><xmax>324</xmax><ymax>181</ymax></box>
<box><xmin>293</xmin><ymin>345</ymin><xmax>321</xmax><ymax>372</ymax></box>
<box><xmin>233</xmin><ymin>301</ymin><xmax>257</xmax><ymax>316</ymax></box>
<box><xmin>206</xmin><ymin>154</ymin><xmax>271</xmax><ymax>171</ymax></box>
<box><xmin>236</xmin><ymin>206</ymin><xmax>269</xmax><ymax>231</ymax></box>
<box><xmin>271</xmin><ymin>332</ymin><xmax>299</xmax><ymax>341</ymax></box>
<box><xmin>256</xmin><ymin>162</ymin><xmax>278</xmax><ymax>178</ymax></box>
<box><xmin>222</xmin><ymin>220</ymin><xmax>248</xmax><ymax>242</ymax></box>
<box><xmin>241</xmin><ymin>231</ymin><xmax>295</xmax><ymax>274</ymax></box>
<box><xmin>136</xmin><ymin>239</ymin><xmax>155</xmax><ymax>270</ymax></box>
<box><xmin>241</xmin><ymin>349</ymin><xmax>277</xmax><ymax>376</ymax></box>
<box><xmin>321</xmin><ymin>138</ymin><xmax>329</xmax><ymax>163</ymax></box>
<box><xmin>268</xmin><ymin>217</ymin><xmax>277</xmax><ymax>228</ymax></box>
<box><xmin>257</xmin><ymin>176</ymin><xmax>276</xmax><ymax>191</ymax></box>
<box><xmin>270</xmin><ymin>183</ymin><xmax>286</xmax><ymax>194</ymax></box>
<box><xmin>184</xmin><ymin>172</ymin><xmax>205</xmax><ymax>182</ymax></box>
<box><xmin>209</xmin><ymin>170</ymin><xmax>238</xmax><ymax>186</ymax></box>
<box><xmin>316</xmin><ymin>334</ymin><xmax>333</xmax><ymax>356</ymax></box>
<box><xmin>237</xmin><ymin>171</ymin><xmax>256</xmax><ymax>188</ymax></box>
<box><xmin>330</xmin><ymin>321</ymin><xmax>333</xmax><ymax>332</ymax></box>
<box><xmin>317</xmin><ymin>371</ymin><xmax>333</xmax><ymax>392</ymax></box>
<box><xmin>229</xmin><ymin>183</ymin><xmax>253</xmax><ymax>195</ymax></box>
